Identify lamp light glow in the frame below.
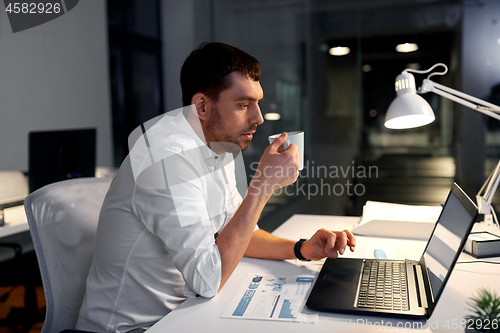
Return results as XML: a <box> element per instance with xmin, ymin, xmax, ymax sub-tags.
<box><xmin>264</xmin><ymin>112</ymin><xmax>281</xmax><ymax>121</ymax></box>
<box><xmin>396</xmin><ymin>43</ymin><xmax>418</xmax><ymax>53</ymax></box>
<box><xmin>385</xmin><ymin>95</ymin><xmax>435</xmax><ymax>129</ymax></box>
<box><xmin>329</xmin><ymin>46</ymin><xmax>350</xmax><ymax>56</ymax></box>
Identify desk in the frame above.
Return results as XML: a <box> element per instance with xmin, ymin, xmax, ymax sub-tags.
<box><xmin>0</xmin><ymin>206</ymin><xmax>29</xmax><ymax>238</ymax></box>
<box><xmin>0</xmin><ymin>206</ymin><xmax>31</xmax><ymax>262</ymax></box>
<box><xmin>148</xmin><ymin>214</ymin><xmax>500</xmax><ymax>333</ymax></box>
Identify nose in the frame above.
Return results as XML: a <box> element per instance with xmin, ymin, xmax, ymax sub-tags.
<box><xmin>250</xmin><ymin>104</ymin><xmax>264</xmax><ymax>125</ymax></box>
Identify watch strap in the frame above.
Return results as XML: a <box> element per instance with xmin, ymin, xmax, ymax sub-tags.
<box><xmin>294</xmin><ymin>239</ymin><xmax>310</xmax><ymax>261</ymax></box>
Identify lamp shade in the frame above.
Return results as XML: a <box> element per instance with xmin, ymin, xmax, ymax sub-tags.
<box><xmin>384</xmin><ymin>72</ymin><xmax>435</xmax><ymax>129</ymax></box>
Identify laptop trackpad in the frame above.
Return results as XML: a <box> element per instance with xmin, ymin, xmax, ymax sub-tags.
<box><xmin>324</xmin><ymin>268</ymin><xmax>357</xmax><ymax>283</ymax></box>
<box><xmin>306</xmin><ymin>258</ymin><xmax>362</xmax><ymax>312</ymax></box>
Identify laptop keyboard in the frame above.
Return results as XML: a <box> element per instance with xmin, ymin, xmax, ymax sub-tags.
<box><xmin>356</xmin><ymin>260</ymin><xmax>409</xmax><ymax>311</ymax></box>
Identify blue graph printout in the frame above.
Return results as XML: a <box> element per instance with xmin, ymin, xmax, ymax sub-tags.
<box><xmin>222</xmin><ymin>274</ymin><xmax>318</xmax><ymax>323</ymax></box>
<box><xmin>232</xmin><ymin>290</ymin><xmax>256</xmax><ymax>316</ymax></box>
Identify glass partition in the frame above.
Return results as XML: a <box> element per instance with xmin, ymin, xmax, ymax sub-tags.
<box><xmin>181</xmin><ymin>1</ymin><xmax>500</xmax><ymax>223</ymax></box>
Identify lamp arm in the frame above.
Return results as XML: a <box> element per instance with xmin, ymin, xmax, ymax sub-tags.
<box><xmin>420</xmin><ymin>79</ymin><xmax>500</xmax><ymax>121</ymax></box>
<box><xmin>419</xmin><ymin>79</ymin><xmax>500</xmax><ymax>222</ymax></box>
<box><xmin>430</xmin><ymin>81</ymin><xmax>500</xmax><ymax>112</ymax></box>
<box><xmin>476</xmin><ymin>160</ymin><xmax>500</xmax><ymax>215</ymax></box>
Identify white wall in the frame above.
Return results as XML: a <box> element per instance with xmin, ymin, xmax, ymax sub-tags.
<box><xmin>0</xmin><ymin>0</ymin><xmax>112</xmax><ymax>171</ymax></box>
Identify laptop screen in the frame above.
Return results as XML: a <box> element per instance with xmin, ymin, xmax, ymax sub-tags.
<box><xmin>422</xmin><ymin>188</ymin><xmax>476</xmax><ymax>302</ymax></box>
<box><xmin>28</xmin><ymin>128</ymin><xmax>96</xmax><ymax>192</ymax></box>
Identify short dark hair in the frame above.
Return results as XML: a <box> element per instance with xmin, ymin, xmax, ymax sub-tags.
<box><xmin>180</xmin><ymin>42</ymin><xmax>261</xmax><ymax>107</ymax></box>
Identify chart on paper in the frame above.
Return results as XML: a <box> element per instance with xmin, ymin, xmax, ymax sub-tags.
<box><xmin>222</xmin><ymin>274</ymin><xmax>318</xmax><ymax>323</ymax></box>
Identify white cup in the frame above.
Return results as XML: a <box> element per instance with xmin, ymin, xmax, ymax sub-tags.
<box><xmin>268</xmin><ymin>131</ymin><xmax>304</xmax><ymax>170</ymax></box>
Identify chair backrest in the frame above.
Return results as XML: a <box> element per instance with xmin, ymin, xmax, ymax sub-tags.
<box><xmin>24</xmin><ymin>177</ymin><xmax>112</xmax><ymax>333</ymax></box>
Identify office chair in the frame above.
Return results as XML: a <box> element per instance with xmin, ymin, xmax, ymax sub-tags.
<box><xmin>24</xmin><ymin>177</ymin><xmax>112</xmax><ymax>333</ymax></box>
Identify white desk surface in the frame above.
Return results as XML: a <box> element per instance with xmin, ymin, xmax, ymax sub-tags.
<box><xmin>148</xmin><ymin>214</ymin><xmax>500</xmax><ymax>333</ymax></box>
<box><xmin>0</xmin><ymin>205</ymin><xmax>29</xmax><ymax>238</ymax></box>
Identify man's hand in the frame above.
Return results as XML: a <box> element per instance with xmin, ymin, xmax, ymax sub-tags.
<box><xmin>300</xmin><ymin>228</ymin><xmax>356</xmax><ymax>261</ymax></box>
<box><xmin>249</xmin><ymin>132</ymin><xmax>299</xmax><ymax>197</ymax></box>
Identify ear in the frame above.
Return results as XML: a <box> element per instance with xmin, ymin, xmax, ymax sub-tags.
<box><xmin>192</xmin><ymin>93</ymin><xmax>208</xmax><ymax>121</ymax></box>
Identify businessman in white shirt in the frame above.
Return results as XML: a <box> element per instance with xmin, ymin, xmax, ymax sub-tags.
<box><xmin>76</xmin><ymin>42</ymin><xmax>355</xmax><ymax>332</ymax></box>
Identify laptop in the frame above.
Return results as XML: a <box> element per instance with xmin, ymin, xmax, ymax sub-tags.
<box><xmin>306</xmin><ymin>182</ymin><xmax>478</xmax><ymax>319</ymax></box>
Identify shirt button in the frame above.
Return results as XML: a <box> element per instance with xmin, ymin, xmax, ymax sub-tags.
<box><xmin>214</xmin><ymin>156</ymin><xmax>219</xmax><ymax>160</ymax></box>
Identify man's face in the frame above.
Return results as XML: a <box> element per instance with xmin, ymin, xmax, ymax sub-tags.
<box><xmin>204</xmin><ymin>71</ymin><xmax>264</xmax><ymax>152</ymax></box>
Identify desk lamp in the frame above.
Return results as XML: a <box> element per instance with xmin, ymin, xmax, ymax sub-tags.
<box><xmin>384</xmin><ymin>63</ymin><xmax>500</xmax><ymax>227</ymax></box>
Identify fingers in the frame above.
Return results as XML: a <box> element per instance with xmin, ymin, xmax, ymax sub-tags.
<box><xmin>272</xmin><ymin>142</ymin><xmax>300</xmax><ymax>175</ymax></box>
<box><xmin>303</xmin><ymin>228</ymin><xmax>356</xmax><ymax>261</ymax></box>
<box><xmin>284</xmin><ymin>143</ymin><xmax>300</xmax><ymax>170</ymax></box>
<box><xmin>270</xmin><ymin>132</ymin><xmax>288</xmax><ymax>151</ymax></box>
<box><xmin>322</xmin><ymin>229</ymin><xmax>337</xmax><ymax>258</ymax></box>
<box><xmin>335</xmin><ymin>230</ymin><xmax>348</xmax><ymax>255</ymax></box>
<box><xmin>266</xmin><ymin>132</ymin><xmax>299</xmax><ymax>168</ymax></box>
<box><xmin>271</xmin><ymin>133</ymin><xmax>298</xmax><ymax>161</ymax></box>
<box><xmin>316</xmin><ymin>229</ymin><xmax>341</xmax><ymax>259</ymax></box>
<box><xmin>317</xmin><ymin>229</ymin><xmax>356</xmax><ymax>259</ymax></box>
<box><xmin>343</xmin><ymin>229</ymin><xmax>356</xmax><ymax>252</ymax></box>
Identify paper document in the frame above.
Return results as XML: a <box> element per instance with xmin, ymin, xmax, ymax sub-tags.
<box><xmin>222</xmin><ymin>274</ymin><xmax>318</xmax><ymax>323</ymax></box>
<box><xmin>353</xmin><ymin>201</ymin><xmax>442</xmax><ymax>240</ymax></box>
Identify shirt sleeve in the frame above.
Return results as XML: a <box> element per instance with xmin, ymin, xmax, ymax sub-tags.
<box><xmin>131</xmin><ymin>145</ymin><xmax>223</xmax><ymax>298</ymax></box>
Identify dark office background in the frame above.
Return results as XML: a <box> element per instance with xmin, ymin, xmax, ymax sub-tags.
<box><xmin>105</xmin><ymin>0</ymin><xmax>500</xmax><ymax>228</ymax></box>
<box><xmin>1</xmin><ymin>0</ymin><xmax>500</xmax><ymax>331</ymax></box>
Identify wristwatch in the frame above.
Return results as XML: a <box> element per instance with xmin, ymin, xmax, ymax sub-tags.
<box><xmin>294</xmin><ymin>239</ymin><xmax>311</xmax><ymax>261</ymax></box>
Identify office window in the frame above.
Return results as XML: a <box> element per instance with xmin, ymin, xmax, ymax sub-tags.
<box><xmin>107</xmin><ymin>0</ymin><xmax>164</xmax><ymax>166</ymax></box>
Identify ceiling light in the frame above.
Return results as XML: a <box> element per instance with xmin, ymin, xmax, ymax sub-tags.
<box><xmin>406</xmin><ymin>63</ymin><xmax>421</xmax><ymax>70</ymax></box>
<box><xmin>396</xmin><ymin>43</ymin><xmax>419</xmax><ymax>53</ymax></box>
<box><xmin>264</xmin><ymin>113</ymin><xmax>281</xmax><ymax>121</ymax></box>
<box><xmin>329</xmin><ymin>46</ymin><xmax>350</xmax><ymax>56</ymax></box>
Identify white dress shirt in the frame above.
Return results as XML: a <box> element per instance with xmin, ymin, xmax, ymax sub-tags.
<box><xmin>76</xmin><ymin>107</ymin><xmax>247</xmax><ymax>332</ymax></box>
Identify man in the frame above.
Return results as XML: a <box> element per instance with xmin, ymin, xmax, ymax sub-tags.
<box><xmin>76</xmin><ymin>42</ymin><xmax>355</xmax><ymax>332</ymax></box>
